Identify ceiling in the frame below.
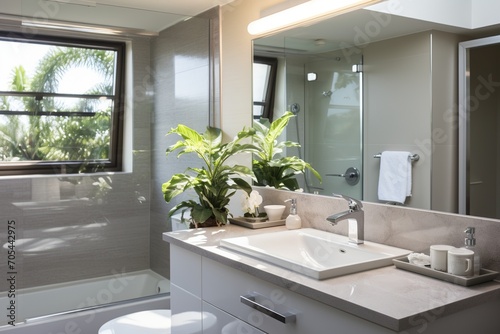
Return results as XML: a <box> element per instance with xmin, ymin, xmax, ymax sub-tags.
<box><xmin>78</xmin><ymin>0</ymin><xmax>237</xmax><ymax>32</ymax></box>
<box><xmin>2</xmin><ymin>0</ymin><xmax>237</xmax><ymax>33</ymax></box>
<box><xmin>254</xmin><ymin>8</ymin><xmax>500</xmax><ymax>55</ymax></box>
<box><xmin>85</xmin><ymin>0</ymin><xmax>235</xmax><ymax>16</ymax></box>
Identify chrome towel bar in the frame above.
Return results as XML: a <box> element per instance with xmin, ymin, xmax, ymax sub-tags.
<box><xmin>374</xmin><ymin>153</ymin><xmax>420</xmax><ymax>162</ymax></box>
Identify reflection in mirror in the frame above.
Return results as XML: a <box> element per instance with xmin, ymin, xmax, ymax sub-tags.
<box><xmin>253</xmin><ymin>57</ymin><xmax>278</xmax><ymax>120</ymax></box>
<box><xmin>459</xmin><ymin>36</ymin><xmax>500</xmax><ymax>220</ymax></box>
<box><xmin>253</xmin><ymin>6</ymin><xmax>500</xmax><ymax>220</ymax></box>
<box><xmin>255</xmin><ymin>36</ymin><xmax>363</xmax><ymax>199</ymax></box>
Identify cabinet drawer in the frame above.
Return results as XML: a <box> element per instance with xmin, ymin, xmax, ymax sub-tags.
<box><xmin>170</xmin><ymin>284</ymin><xmax>203</xmax><ymax>334</ymax></box>
<box><xmin>171</xmin><ymin>245</ymin><xmax>202</xmax><ymax>297</ymax></box>
<box><xmin>202</xmin><ymin>301</ymin><xmax>265</xmax><ymax>334</ymax></box>
<box><xmin>171</xmin><ymin>284</ymin><xmax>202</xmax><ymax>315</ymax></box>
<box><xmin>202</xmin><ymin>257</ymin><xmax>392</xmax><ymax>334</ymax></box>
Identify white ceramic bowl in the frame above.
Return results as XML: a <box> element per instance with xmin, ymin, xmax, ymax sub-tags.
<box><xmin>264</xmin><ymin>205</ymin><xmax>286</xmax><ymax>221</ymax></box>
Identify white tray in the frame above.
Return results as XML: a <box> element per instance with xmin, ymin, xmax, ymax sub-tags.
<box><xmin>229</xmin><ymin>217</ymin><xmax>285</xmax><ymax>229</ymax></box>
<box><xmin>393</xmin><ymin>257</ymin><xmax>499</xmax><ymax>286</ymax></box>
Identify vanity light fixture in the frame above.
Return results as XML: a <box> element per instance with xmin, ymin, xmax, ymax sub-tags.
<box><xmin>248</xmin><ymin>0</ymin><xmax>384</xmax><ymax>36</ymax></box>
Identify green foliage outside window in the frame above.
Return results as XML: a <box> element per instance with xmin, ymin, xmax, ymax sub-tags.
<box><xmin>0</xmin><ymin>36</ymin><xmax>123</xmax><ymax>174</ymax></box>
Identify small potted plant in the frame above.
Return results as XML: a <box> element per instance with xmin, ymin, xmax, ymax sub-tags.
<box><xmin>250</xmin><ymin>111</ymin><xmax>322</xmax><ymax>190</ymax></box>
<box><xmin>241</xmin><ymin>189</ymin><xmax>267</xmax><ymax>222</ymax></box>
<box><xmin>162</xmin><ymin>125</ymin><xmax>256</xmax><ymax>227</ymax></box>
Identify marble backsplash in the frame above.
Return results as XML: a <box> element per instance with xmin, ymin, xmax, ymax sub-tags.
<box><xmin>257</xmin><ymin>186</ymin><xmax>500</xmax><ymax>273</ymax></box>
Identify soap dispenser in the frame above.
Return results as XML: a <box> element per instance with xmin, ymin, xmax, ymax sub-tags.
<box><xmin>284</xmin><ymin>198</ymin><xmax>301</xmax><ymax>230</ymax></box>
<box><xmin>464</xmin><ymin>227</ymin><xmax>481</xmax><ymax>276</ymax></box>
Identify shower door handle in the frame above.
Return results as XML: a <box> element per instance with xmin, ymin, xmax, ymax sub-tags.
<box><xmin>326</xmin><ymin>167</ymin><xmax>360</xmax><ymax>186</ymax></box>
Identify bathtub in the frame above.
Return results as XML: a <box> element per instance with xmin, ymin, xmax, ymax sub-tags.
<box><xmin>0</xmin><ymin>269</ymin><xmax>170</xmax><ymax>333</ymax></box>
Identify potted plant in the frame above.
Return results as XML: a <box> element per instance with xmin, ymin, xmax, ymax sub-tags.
<box><xmin>241</xmin><ymin>189</ymin><xmax>267</xmax><ymax>222</ymax></box>
<box><xmin>250</xmin><ymin>111</ymin><xmax>321</xmax><ymax>190</ymax></box>
<box><xmin>162</xmin><ymin>125</ymin><xmax>256</xmax><ymax>227</ymax></box>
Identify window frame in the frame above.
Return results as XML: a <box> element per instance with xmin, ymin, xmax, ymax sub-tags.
<box><xmin>0</xmin><ymin>32</ymin><xmax>126</xmax><ymax>176</ymax></box>
<box><xmin>253</xmin><ymin>56</ymin><xmax>278</xmax><ymax>121</ymax></box>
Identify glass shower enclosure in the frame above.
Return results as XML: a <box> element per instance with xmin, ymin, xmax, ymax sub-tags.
<box><xmin>282</xmin><ymin>40</ymin><xmax>363</xmax><ymax>198</ymax></box>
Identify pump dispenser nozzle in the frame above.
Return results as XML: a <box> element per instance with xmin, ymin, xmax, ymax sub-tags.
<box><xmin>285</xmin><ymin>198</ymin><xmax>297</xmax><ymax>215</ymax></box>
<box><xmin>464</xmin><ymin>227</ymin><xmax>476</xmax><ymax>246</ymax></box>
<box><xmin>284</xmin><ymin>198</ymin><xmax>301</xmax><ymax>229</ymax></box>
<box><xmin>464</xmin><ymin>227</ymin><xmax>480</xmax><ymax>276</ymax></box>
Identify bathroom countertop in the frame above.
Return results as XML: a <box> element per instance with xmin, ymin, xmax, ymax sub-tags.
<box><xmin>163</xmin><ymin>225</ymin><xmax>500</xmax><ymax>332</ymax></box>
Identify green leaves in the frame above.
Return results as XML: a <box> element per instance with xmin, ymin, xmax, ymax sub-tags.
<box><xmin>163</xmin><ymin>125</ymin><xmax>255</xmax><ymax>226</ymax></box>
<box><xmin>252</xmin><ymin>111</ymin><xmax>321</xmax><ymax>191</ymax></box>
<box><xmin>163</xmin><ymin>114</ymin><xmax>323</xmax><ymax>225</ymax></box>
<box><xmin>166</xmin><ymin>125</ymin><xmax>208</xmax><ymax>157</ymax></box>
<box><xmin>162</xmin><ymin>173</ymin><xmax>193</xmax><ymax>202</ymax></box>
<box><xmin>0</xmin><ymin>47</ymin><xmax>114</xmax><ymax>165</ymax></box>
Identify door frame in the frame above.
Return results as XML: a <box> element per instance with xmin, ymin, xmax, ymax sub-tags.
<box><xmin>458</xmin><ymin>35</ymin><xmax>500</xmax><ymax>215</ymax></box>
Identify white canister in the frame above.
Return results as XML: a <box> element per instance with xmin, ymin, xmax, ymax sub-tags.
<box><xmin>447</xmin><ymin>248</ymin><xmax>474</xmax><ymax>277</ymax></box>
<box><xmin>430</xmin><ymin>245</ymin><xmax>455</xmax><ymax>272</ymax></box>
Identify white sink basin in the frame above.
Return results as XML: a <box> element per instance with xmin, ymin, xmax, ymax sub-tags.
<box><xmin>220</xmin><ymin>228</ymin><xmax>411</xmax><ymax>280</ymax></box>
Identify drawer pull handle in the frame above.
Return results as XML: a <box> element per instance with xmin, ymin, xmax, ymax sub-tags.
<box><xmin>240</xmin><ymin>294</ymin><xmax>296</xmax><ymax>324</ymax></box>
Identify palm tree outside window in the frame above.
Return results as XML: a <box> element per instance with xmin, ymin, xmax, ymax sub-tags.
<box><xmin>0</xmin><ymin>32</ymin><xmax>125</xmax><ymax>175</ymax></box>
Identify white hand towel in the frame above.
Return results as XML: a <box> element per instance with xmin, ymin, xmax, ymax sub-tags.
<box><xmin>377</xmin><ymin>151</ymin><xmax>412</xmax><ymax>204</ymax></box>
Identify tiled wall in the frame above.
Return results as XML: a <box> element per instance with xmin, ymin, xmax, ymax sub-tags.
<box><xmin>150</xmin><ymin>11</ymin><xmax>217</xmax><ymax>278</ymax></box>
<box><xmin>0</xmin><ymin>7</ymin><xmax>218</xmax><ymax>293</ymax></box>
<box><xmin>0</xmin><ymin>34</ymin><xmax>152</xmax><ymax>291</ymax></box>
<box><xmin>258</xmin><ymin>186</ymin><xmax>500</xmax><ymax>273</ymax></box>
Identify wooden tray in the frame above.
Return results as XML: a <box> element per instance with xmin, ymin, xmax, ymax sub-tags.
<box><xmin>229</xmin><ymin>217</ymin><xmax>285</xmax><ymax>229</ymax></box>
<box><xmin>393</xmin><ymin>257</ymin><xmax>499</xmax><ymax>286</ymax></box>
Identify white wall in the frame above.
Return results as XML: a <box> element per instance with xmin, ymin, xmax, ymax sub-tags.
<box><xmin>220</xmin><ymin>0</ymin><xmax>284</xmax><ymax>141</ymax></box>
<box><xmin>471</xmin><ymin>0</ymin><xmax>500</xmax><ymax>28</ymax></box>
<box><xmin>367</xmin><ymin>0</ymin><xmax>471</xmax><ymax>28</ymax></box>
<box><xmin>219</xmin><ymin>0</ymin><xmax>284</xmax><ymax>214</ymax></box>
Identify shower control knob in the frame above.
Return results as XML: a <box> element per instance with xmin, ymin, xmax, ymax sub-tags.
<box><xmin>289</xmin><ymin>103</ymin><xmax>300</xmax><ymax>114</ymax></box>
<box><xmin>326</xmin><ymin>167</ymin><xmax>360</xmax><ymax>186</ymax></box>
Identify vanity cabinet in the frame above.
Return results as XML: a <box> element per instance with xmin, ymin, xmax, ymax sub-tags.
<box><xmin>170</xmin><ymin>241</ymin><xmax>500</xmax><ymax>334</ymax></box>
<box><xmin>170</xmin><ymin>244</ymin><xmax>390</xmax><ymax>334</ymax></box>
<box><xmin>170</xmin><ymin>245</ymin><xmax>264</xmax><ymax>334</ymax></box>
<box><xmin>202</xmin><ymin>256</ymin><xmax>392</xmax><ymax>334</ymax></box>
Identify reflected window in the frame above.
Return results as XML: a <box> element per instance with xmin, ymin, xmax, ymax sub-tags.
<box><xmin>253</xmin><ymin>56</ymin><xmax>277</xmax><ymax>120</ymax></box>
<box><xmin>0</xmin><ymin>33</ymin><xmax>125</xmax><ymax>175</ymax></box>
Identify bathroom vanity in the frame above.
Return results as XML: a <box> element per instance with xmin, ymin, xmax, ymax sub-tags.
<box><xmin>163</xmin><ymin>225</ymin><xmax>500</xmax><ymax>334</ymax></box>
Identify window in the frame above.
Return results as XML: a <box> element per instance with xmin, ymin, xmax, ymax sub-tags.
<box><xmin>0</xmin><ymin>32</ymin><xmax>125</xmax><ymax>175</ymax></box>
<box><xmin>253</xmin><ymin>56</ymin><xmax>277</xmax><ymax>120</ymax></box>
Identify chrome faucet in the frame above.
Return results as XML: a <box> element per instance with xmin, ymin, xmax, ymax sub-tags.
<box><xmin>326</xmin><ymin>194</ymin><xmax>364</xmax><ymax>244</ymax></box>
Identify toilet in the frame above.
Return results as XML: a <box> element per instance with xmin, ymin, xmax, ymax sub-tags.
<box><xmin>99</xmin><ymin>309</ymin><xmax>216</xmax><ymax>334</ymax></box>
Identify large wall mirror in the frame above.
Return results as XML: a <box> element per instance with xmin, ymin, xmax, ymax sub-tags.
<box><xmin>253</xmin><ymin>6</ymin><xmax>500</xmax><ymax>220</ymax></box>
